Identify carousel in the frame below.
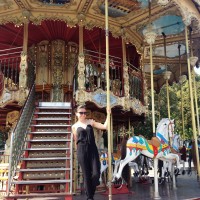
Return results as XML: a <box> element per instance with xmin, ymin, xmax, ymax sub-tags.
<box><xmin>0</xmin><ymin>0</ymin><xmax>199</xmax><ymax>199</ymax></box>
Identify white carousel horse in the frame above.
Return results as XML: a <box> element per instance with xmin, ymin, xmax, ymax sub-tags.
<box><xmin>112</xmin><ymin>118</ymin><xmax>181</xmax><ymax>184</ymax></box>
<box><xmin>159</xmin><ymin>134</ymin><xmax>185</xmax><ymax>184</ymax></box>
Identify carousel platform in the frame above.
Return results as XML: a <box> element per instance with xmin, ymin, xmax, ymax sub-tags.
<box><xmin>73</xmin><ymin>171</ymin><xmax>200</xmax><ymax>200</ymax></box>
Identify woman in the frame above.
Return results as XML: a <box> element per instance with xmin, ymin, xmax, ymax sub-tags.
<box><xmin>72</xmin><ymin>105</ymin><xmax>109</xmax><ymax>200</ymax></box>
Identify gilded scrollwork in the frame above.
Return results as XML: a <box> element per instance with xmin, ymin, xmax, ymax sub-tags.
<box><xmin>76</xmin><ymin>90</ymin><xmax>86</xmax><ymax>105</ymax></box>
<box><xmin>111</xmin><ymin>79</ymin><xmax>121</xmax><ymax>96</ymax></box>
<box><xmin>0</xmin><ymin>0</ymin><xmax>13</xmax><ymax>11</ymax></box>
<box><xmin>51</xmin><ymin>40</ymin><xmax>65</xmax><ymax>102</ymax></box>
<box><xmin>19</xmin><ymin>52</ymin><xmax>28</xmax><ymax>89</ymax></box>
<box><xmin>77</xmin><ymin>54</ymin><xmax>86</xmax><ymax>90</ymax></box>
<box><xmin>123</xmin><ymin>64</ymin><xmax>130</xmax><ymax>97</ymax></box>
<box><xmin>157</xmin><ymin>0</ymin><xmax>170</xmax><ymax>6</ymax></box>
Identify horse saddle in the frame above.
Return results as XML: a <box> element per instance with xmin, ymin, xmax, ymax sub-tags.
<box><xmin>148</xmin><ymin>137</ymin><xmax>161</xmax><ymax>148</ymax></box>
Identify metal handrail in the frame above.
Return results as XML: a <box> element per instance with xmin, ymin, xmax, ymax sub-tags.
<box><xmin>7</xmin><ymin>83</ymin><xmax>35</xmax><ymax>196</ymax></box>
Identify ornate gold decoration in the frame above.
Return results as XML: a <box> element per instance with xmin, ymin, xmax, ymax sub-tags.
<box><xmin>190</xmin><ymin>56</ymin><xmax>198</xmax><ymax>67</ymax></box>
<box><xmin>51</xmin><ymin>40</ymin><xmax>65</xmax><ymax>102</ymax></box>
<box><xmin>36</xmin><ymin>41</ymin><xmax>49</xmax><ymax>85</ymax></box>
<box><xmin>157</xmin><ymin>0</ymin><xmax>170</xmax><ymax>6</ymax></box>
<box><xmin>111</xmin><ymin>79</ymin><xmax>121</xmax><ymax>96</ymax></box>
<box><xmin>75</xmin><ymin>89</ymin><xmax>87</xmax><ymax>105</ymax></box>
<box><xmin>19</xmin><ymin>52</ymin><xmax>28</xmax><ymax>88</ymax></box>
<box><xmin>143</xmin><ymin>24</ymin><xmax>157</xmax><ymax>45</ymax></box>
<box><xmin>123</xmin><ymin>64</ymin><xmax>130</xmax><ymax>97</ymax></box>
<box><xmin>6</xmin><ymin>110</ymin><xmax>19</xmax><ymax>127</ymax></box>
<box><xmin>75</xmin><ymin>88</ymin><xmax>145</xmax><ymax>115</ymax></box>
<box><xmin>77</xmin><ymin>54</ymin><xmax>86</xmax><ymax>90</ymax></box>
<box><xmin>67</xmin><ymin>42</ymin><xmax>78</xmax><ymax>85</ymax></box>
<box><xmin>0</xmin><ymin>0</ymin><xmax>13</xmax><ymax>10</ymax></box>
<box><xmin>163</xmin><ymin>70</ymin><xmax>172</xmax><ymax>80</ymax></box>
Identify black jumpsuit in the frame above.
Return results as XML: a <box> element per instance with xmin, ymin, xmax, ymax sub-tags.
<box><xmin>76</xmin><ymin>124</ymin><xmax>100</xmax><ymax>200</ymax></box>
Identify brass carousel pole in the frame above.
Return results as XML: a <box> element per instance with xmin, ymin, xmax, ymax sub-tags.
<box><xmin>185</xmin><ymin>26</ymin><xmax>200</xmax><ymax>179</ymax></box>
<box><xmin>178</xmin><ymin>45</ymin><xmax>185</xmax><ymax>140</ymax></box>
<box><xmin>143</xmin><ymin>0</ymin><xmax>159</xmax><ymax>197</ymax></box>
<box><xmin>162</xmin><ymin>32</ymin><xmax>171</xmax><ymax>120</ymax></box>
<box><xmin>162</xmin><ymin>32</ymin><xmax>172</xmax><ymax>145</ymax></box>
<box><xmin>105</xmin><ymin>0</ymin><xmax>112</xmax><ymax>198</ymax></box>
<box><xmin>189</xmin><ymin>27</ymin><xmax>200</xmax><ymax>138</ymax></box>
<box><xmin>144</xmin><ymin>25</ymin><xmax>159</xmax><ymax>198</ymax></box>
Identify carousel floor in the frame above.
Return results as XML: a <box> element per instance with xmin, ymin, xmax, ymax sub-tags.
<box><xmin>73</xmin><ymin>170</ymin><xmax>200</xmax><ymax>200</ymax></box>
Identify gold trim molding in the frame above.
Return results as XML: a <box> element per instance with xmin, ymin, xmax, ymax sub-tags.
<box><xmin>75</xmin><ymin>88</ymin><xmax>146</xmax><ymax>115</ymax></box>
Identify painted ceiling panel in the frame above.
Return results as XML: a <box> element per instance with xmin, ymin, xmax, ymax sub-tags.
<box><xmin>142</xmin><ymin>15</ymin><xmax>185</xmax><ymax>36</ymax></box>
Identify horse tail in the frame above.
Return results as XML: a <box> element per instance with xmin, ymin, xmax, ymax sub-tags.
<box><xmin>120</xmin><ymin>136</ymin><xmax>130</xmax><ymax>184</ymax></box>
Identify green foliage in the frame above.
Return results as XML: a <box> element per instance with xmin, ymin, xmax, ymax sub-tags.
<box><xmin>135</xmin><ymin>74</ymin><xmax>200</xmax><ymax>140</ymax></box>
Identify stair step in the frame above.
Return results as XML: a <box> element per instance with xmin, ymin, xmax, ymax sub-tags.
<box><xmin>31</xmin><ymin>124</ymin><xmax>71</xmax><ymax>127</ymax></box>
<box><xmin>29</xmin><ymin>131</ymin><xmax>71</xmax><ymax>134</ymax></box>
<box><xmin>34</xmin><ymin>112</ymin><xmax>71</xmax><ymax>115</ymax></box>
<box><xmin>27</xmin><ymin>139</ymin><xmax>71</xmax><ymax>142</ymax></box>
<box><xmin>24</xmin><ymin>148</ymin><xmax>70</xmax><ymax>151</ymax></box>
<box><xmin>36</xmin><ymin>107</ymin><xmax>71</xmax><ymax>110</ymax></box>
<box><xmin>38</xmin><ymin>102</ymin><xmax>71</xmax><ymax>107</ymax></box>
<box><xmin>33</xmin><ymin>118</ymin><xmax>71</xmax><ymax>120</ymax></box>
<box><xmin>21</xmin><ymin>157</ymin><xmax>69</xmax><ymax>161</ymax></box>
<box><xmin>12</xmin><ymin>179</ymin><xmax>70</xmax><ymax>184</ymax></box>
<box><xmin>17</xmin><ymin>168</ymin><xmax>70</xmax><ymax>172</ymax></box>
<box><xmin>6</xmin><ymin>192</ymin><xmax>72</xmax><ymax>198</ymax></box>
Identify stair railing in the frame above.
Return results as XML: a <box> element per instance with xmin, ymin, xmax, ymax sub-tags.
<box><xmin>7</xmin><ymin>83</ymin><xmax>36</xmax><ymax>195</ymax></box>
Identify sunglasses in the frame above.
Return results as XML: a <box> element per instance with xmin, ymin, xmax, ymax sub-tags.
<box><xmin>78</xmin><ymin>112</ymin><xmax>87</xmax><ymax>115</ymax></box>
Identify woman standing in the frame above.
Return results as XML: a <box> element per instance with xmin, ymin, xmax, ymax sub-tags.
<box><xmin>72</xmin><ymin>105</ymin><xmax>109</xmax><ymax>200</ymax></box>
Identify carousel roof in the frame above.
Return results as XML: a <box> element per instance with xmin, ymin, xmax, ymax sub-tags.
<box><xmin>0</xmin><ymin>0</ymin><xmax>200</xmax><ymax>125</ymax></box>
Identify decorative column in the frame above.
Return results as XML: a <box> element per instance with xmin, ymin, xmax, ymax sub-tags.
<box><xmin>76</xmin><ymin>21</ymin><xmax>86</xmax><ymax>105</ymax></box>
<box><xmin>184</xmin><ymin>25</ymin><xmax>200</xmax><ymax>179</ymax></box>
<box><xmin>122</xmin><ymin>33</ymin><xmax>130</xmax><ymax>98</ymax></box>
<box><xmin>78</xmin><ymin>19</ymin><xmax>85</xmax><ymax>89</ymax></box>
<box><xmin>18</xmin><ymin>10</ymin><xmax>30</xmax><ymax>105</ymax></box>
<box><xmin>143</xmin><ymin>24</ymin><xmax>160</xmax><ymax>199</ymax></box>
<box><xmin>19</xmin><ymin>10</ymin><xmax>30</xmax><ymax>89</ymax></box>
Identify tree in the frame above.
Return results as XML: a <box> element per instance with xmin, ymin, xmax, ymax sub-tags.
<box><xmin>135</xmin><ymin>74</ymin><xmax>200</xmax><ymax>140</ymax></box>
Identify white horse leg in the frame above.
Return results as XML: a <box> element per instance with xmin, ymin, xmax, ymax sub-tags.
<box><xmin>154</xmin><ymin>158</ymin><xmax>161</xmax><ymax>199</ymax></box>
<box><xmin>171</xmin><ymin>164</ymin><xmax>177</xmax><ymax>189</ymax></box>
<box><xmin>112</xmin><ymin>159</ymin><xmax>120</xmax><ymax>180</ymax></box>
<box><xmin>114</xmin><ymin>151</ymin><xmax>140</xmax><ymax>180</ymax></box>
<box><xmin>165</xmin><ymin>153</ymin><xmax>181</xmax><ymax>170</ymax></box>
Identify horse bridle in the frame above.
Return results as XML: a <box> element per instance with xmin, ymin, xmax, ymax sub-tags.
<box><xmin>168</xmin><ymin>120</ymin><xmax>175</xmax><ymax>137</ymax></box>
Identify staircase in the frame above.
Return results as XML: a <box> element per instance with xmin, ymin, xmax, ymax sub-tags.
<box><xmin>10</xmin><ymin>102</ymin><xmax>73</xmax><ymax>199</ymax></box>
